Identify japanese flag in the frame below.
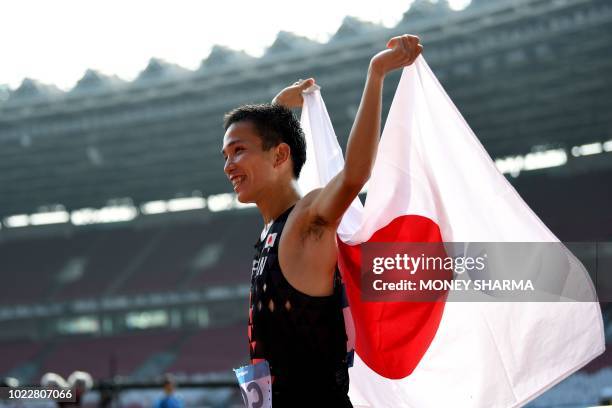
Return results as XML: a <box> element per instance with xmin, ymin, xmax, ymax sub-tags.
<box><xmin>298</xmin><ymin>56</ymin><xmax>604</xmax><ymax>407</ymax></box>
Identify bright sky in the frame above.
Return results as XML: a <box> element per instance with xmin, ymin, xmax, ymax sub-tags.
<box><xmin>0</xmin><ymin>0</ymin><xmax>470</xmax><ymax>91</ymax></box>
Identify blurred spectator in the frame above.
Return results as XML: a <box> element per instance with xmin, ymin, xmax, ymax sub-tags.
<box><xmin>97</xmin><ymin>380</ymin><xmax>115</xmax><ymax>408</ymax></box>
<box><xmin>41</xmin><ymin>371</ymin><xmax>93</xmax><ymax>407</ymax></box>
<box><xmin>153</xmin><ymin>375</ymin><xmax>183</xmax><ymax>408</ymax></box>
<box><xmin>66</xmin><ymin>371</ymin><xmax>93</xmax><ymax>406</ymax></box>
<box><xmin>1</xmin><ymin>377</ymin><xmax>19</xmax><ymax>388</ymax></box>
<box><xmin>41</xmin><ymin>372</ymin><xmax>69</xmax><ymax>390</ymax></box>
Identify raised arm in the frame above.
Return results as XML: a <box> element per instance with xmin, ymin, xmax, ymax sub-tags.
<box><xmin>309</xmin><ymin>35</ymin><xmax>422</xmax><ymax>225</ymax></box>
<box><xmin>272</xmin><ymin>78</ymin><xmax>315</xmax><ymax>108</ymax></box>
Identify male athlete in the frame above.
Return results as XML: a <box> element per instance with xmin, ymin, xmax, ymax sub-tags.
<box><xmin>222</xmin><ymin>35</ymin><xmax>422</xmax><ymax>406</ymax></box>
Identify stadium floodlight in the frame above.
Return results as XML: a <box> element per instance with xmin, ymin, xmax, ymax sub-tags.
<box><xmin>97</xmin><ymin>205</ymin><xmax>138</xmax><ymax>223</ymax></box>
<box><xmin>71</xmin><ymin>205</ymin><xmax>138</xmax><ymax>225</ymax></box>
<box><xmin>233</xmin><ymin>197</ymin><xmax>256</xmax><ymax>210</ymax></box>
<box><xmin>495</xmin><ymin>148</ymin><xmax>567</xmax><ymax>177</ymax></box>
<box><xmin>206</xmin><ymin>193</ymin><xmax>256</xmax><ymax>211</ymax></box>
<box><xmin>125</xmin><ymin>310</ymin><xmax>168</xmax><ymax>329</ymax></box>
<box><xmin>495</xmin><ymin>155</ymin><xmax>524</xmax><ymax>177</ymax></box>
<box><xmin>523</xmin><ymin>148</ymin><xmax>567</xmax><ymax>171</ymax></box>
<box><xmin>572</xmin><ymin>142</ymin><xmax>604</xmax><ymax>157</ymax></box>
<box><xmin>3</xmin><ymin>214</ymin><xmax>30</xmax><ymax>228</ymax></box>
<box><xmin>207</xmin><ymin>193</ymin><xmax>235</xmax><ymax>212</ymax></box>
<box><xmin>140</xmin><ymin>200</ymin><xmax>168</xmax><ymax>214</ymax></box>
<box><xmin>166</xmin><ymin>196</ymin><xmax>206</xmax><ymax>212</ymax></box>
<box><xmin>57</xmin><ymin>316</ymin><xmax>100</xmax><ymax>334</ymax></box>
<box><xmin>29</xmin><ymin>210</ymin><xmax>70</xmax><ymax>225</ymax></box>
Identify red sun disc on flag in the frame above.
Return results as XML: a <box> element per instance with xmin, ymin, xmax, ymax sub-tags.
<box><xmin>337</xmin><ymin>215</ymin><xmax>448</xmax><ymax>380</ymax></box>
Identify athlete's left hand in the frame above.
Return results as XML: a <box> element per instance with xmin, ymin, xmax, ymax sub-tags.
<box><xmin>272</xmin><ymin>78</ymin><xmax>315</xmax><ymax>108</ymax></box>
<box><xmin>370</xmin><ymin>34</ymin><xmax>423</xmax><ymax>78</ymax></box>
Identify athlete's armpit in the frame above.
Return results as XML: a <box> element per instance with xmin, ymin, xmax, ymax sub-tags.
<box><xmin>299</xmin><ymin>214</ymin><xmax>328</xmax><ymax>243</ymax></box>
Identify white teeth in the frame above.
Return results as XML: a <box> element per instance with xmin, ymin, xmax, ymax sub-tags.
<box><xmin>232</xmin><ymin>176</ymin><xmax>245</xmax><ymax>188</ymax></box>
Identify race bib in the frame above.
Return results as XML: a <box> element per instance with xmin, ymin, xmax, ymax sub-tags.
<box><xmin>234</xmin><ymin>360</ymin><xmax>272</xmax><ymax>408</ymax></box>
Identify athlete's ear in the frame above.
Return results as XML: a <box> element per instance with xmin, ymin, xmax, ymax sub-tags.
<box><xmin>274</xmin><ymin>143</ymin><xmax>291</xmax><ymax>168</ymax></box>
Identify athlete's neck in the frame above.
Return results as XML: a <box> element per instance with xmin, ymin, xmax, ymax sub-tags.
<box><xmin>257</xmin><ymin>180</ymin><xmax>301</xmax><ymax>224</ymax></box>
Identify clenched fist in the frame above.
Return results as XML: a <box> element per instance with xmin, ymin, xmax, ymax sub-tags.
<box><xmin>370</xmin><ymin>35</ymin><xmax>423</xmax><ymax>78</ymax></box>
<box><xmin>272</xmin><ymin>78</ymin><xmax>315</xmax><ymax>108</ymax></box>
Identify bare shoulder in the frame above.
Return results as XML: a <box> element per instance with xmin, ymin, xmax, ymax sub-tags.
<box><xmin>295</xmin><ymin>188</ymin><xmax>323</xmax><ymax>209</ymax></box>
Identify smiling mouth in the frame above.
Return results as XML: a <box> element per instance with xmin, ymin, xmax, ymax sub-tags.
<box><xmin>231</xmin><ymin>175</ymin><xmax>246</xmax><ymax>190</ymax></box>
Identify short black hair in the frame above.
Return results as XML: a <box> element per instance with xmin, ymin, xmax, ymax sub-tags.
<box><xmin>223</xmin><ymin>103</ymin><xmax>306</xmax><ymax>178</ymax></box>
<box><xmin>162</xmin><ymin>374</ymin><xmax>175</xmax><ymax>387</ymax></box>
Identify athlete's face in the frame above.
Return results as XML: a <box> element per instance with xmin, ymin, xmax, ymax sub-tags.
<box><xmin>222</xmin><ymin>121</ymin><xmax>277</xmax><ymax>203</ymax></box>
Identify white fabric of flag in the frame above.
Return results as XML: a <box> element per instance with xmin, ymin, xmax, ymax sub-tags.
<box><xmin>298</xmin><ymin>56</ymin><xmax>605</xmax><ymax>408</ymax></box>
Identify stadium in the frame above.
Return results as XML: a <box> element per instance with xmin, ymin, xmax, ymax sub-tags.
<box><xmin>0</xmin><ymin>0</ymin><xmax>611</xmax><ymax>406</ymax></box>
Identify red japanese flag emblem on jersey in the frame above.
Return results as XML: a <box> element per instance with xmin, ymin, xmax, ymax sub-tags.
<box><xmin>264</xmin><ymin>233</ymin><xmax>277</xmax><ymax>249</ymax></box>
<box><xmin>298</xmin><ymin>57</ymin><xmax>604</xmax><ymax>407</ymax></box>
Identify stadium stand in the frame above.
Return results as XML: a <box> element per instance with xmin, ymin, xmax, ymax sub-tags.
<box><xmin>0</xmin><ymin>210</ymin><xmax>259</xmax><ymax>307</ymax></box>
<box><xmin>0</xmin><ymin>0</ymin><xmax>610</xmax><ymax>405</ymax></box>
<box><xmin>0</xmin><ymin>325</ymin><xmax>248</xmax><ymax>384</ymax></box>
<box><xmin>38</xmin><ymin>330</ymin><xmax>182</xmax><ymax>380</ymax></box>
<box><xmin>52</xmin><ymin>228</ymin><xmax>160</xmax><ymax>301</ymax></box>
<box><xmin>166</xmin><ymin>324</ymin><xmax>247</xmax><ymax>375</ymax></box>
<box><xmin>0</xmin><ymin>233</ymin><xmax>95</xmax><ymax>305</ymax></box>
<box><xmin>0</xmin><ymin>0</ymin><xmax>611</xmax><ymax>221</ymax></box>
<box><xmin>0</xmin><ymin>339</ymin><xmax>44</xmax><ymax>378</ymax></box>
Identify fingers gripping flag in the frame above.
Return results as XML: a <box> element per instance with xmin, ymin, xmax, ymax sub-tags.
<box><xmin>298</xmin><ymin>56</ymin><xmax>605</xmax><ymax>407</ymax></box>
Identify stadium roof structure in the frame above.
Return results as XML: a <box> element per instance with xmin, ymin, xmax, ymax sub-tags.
<box><xmin>330</xmin><ymin>16</ymin><xmax>385</xmax><ymax>42</ymax></box>
<box><xmin>199</xmin><ymin>45</ymin><xmax>255</xmax><ymax>71</ymax></box>
<box><xmin>401</xmin><ymin>0</ymin><xmax>453</xmax><ymax>22</ymax></box>
<box><xmin>5</xmin><ymin>78</ymin><xmax>63</xmax><ymax>106</ymax></box>
<box><xmin>265</xmin><ymin>31</ymin><xmax>320</xmax><ymax>56</ymax></box>
<box><xmin>135</xmin><ymin>58</ymin><xmax>192</xmax><ymax>83</ymax></box>
<box><xmin>0</xmin><ymin>0</ymin><xmax>611</xmax><ymax>223</ymax></box>
<box><xmin>72</xmin><ymin>70</ymin><xmax>126</xmax><ymax>94</ymax></box>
